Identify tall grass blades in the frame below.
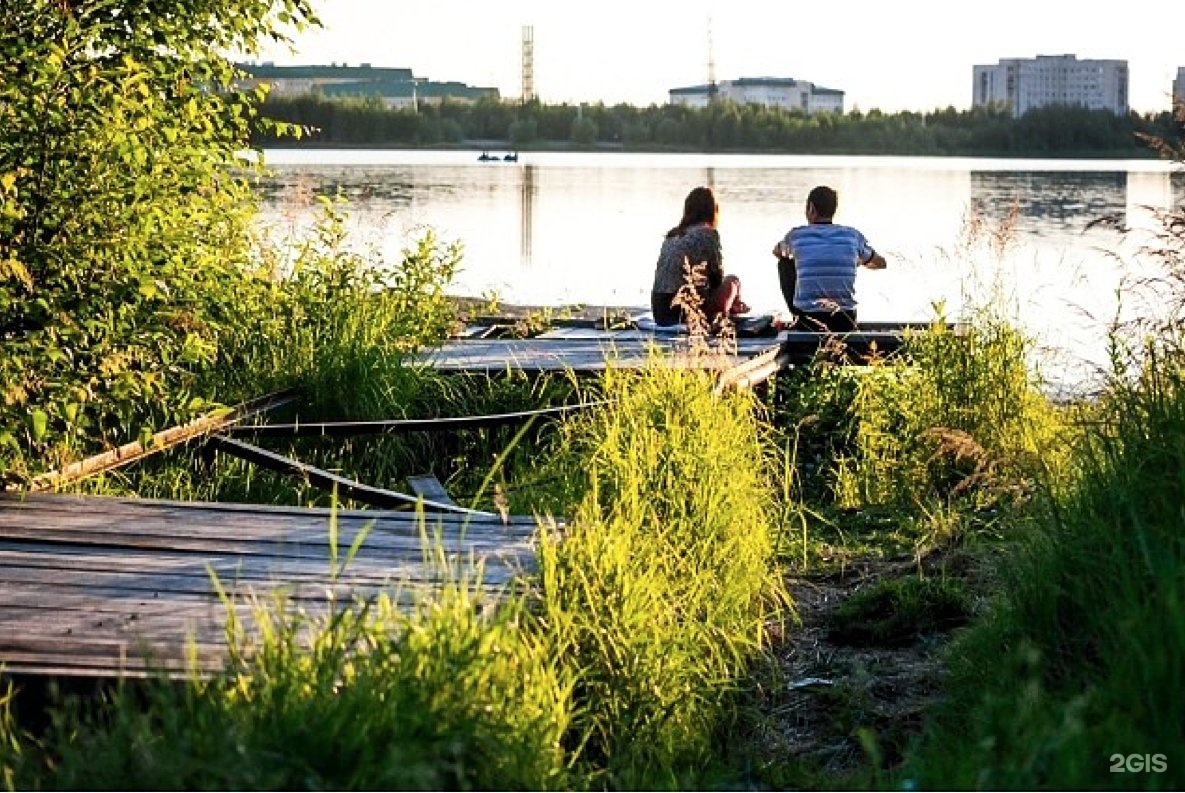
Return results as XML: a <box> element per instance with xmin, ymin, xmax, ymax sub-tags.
<box><xmin>215</xmin><ymin>198</ymin><xmax>462</xmax><ymax>416</ymax></box>
<box><xmin>92</xmin><ymin>201</ymin><xmax>481</xmax><ymax>506</ymax></box>
<box><xmin>839</xmin><ymin>314</ymin><xmax>1066</xmax><ymax>512</ymax></box>
<box><xmin>902</xmin><ymin>346</ymin><xmax>1185</xmax><ymax>790</ymax></box>
<box><xmin>826</xmin><ymin>204</ymin><xmax>1073</xmax><ymax>515</ymax></box>
<box><xmin>534</xmin><ymin>359</ymin><xmax>788</xmax><ymax>787</ymax></box>
<box><xmin>902</xmin><ymin>168</ymin><xmax>1185</xmax><ymax>790</ymax></box>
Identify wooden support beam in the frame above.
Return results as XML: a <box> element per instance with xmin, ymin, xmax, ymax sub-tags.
<box><xmin>26</xmin><ymin>390</ymin><xmax>300</xmax><ymax>493</ymax></box>
<box><xmin>406</xmin><ymin>474</ymin><xmax>459</xmax><ymax>507</ymax></box>
<box><xmin>224</xmin><ymin>401</ymin><xmax>606</xmax><ymax>439</ymax></box>
<box><xmin>205</xmin><ymin>435</ymin><xmax>493</xmax><ymax>517</ymax></box>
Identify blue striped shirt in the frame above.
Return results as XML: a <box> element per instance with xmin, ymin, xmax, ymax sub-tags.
<box><xmin>782</xmin><ymin>223</ymin><xmax>874</xmax><ymax>313</ymax></box>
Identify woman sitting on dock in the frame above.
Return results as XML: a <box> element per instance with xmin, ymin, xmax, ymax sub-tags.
<box><xmin>651</xmin><ymin>186</ymin><xmax>748</xmax><ymax>326</ymax></box>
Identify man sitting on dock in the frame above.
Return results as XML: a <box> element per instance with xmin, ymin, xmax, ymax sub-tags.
<box><xmin>772</xmin><ymin>185</ymin><xmax>887</xmax><ymax>332</ymax></box>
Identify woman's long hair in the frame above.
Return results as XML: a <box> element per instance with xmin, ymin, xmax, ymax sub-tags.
<box><xmin>666</xmin><ymin>186</ymin><xmax>718</xmax><ymax>238</ymax></box>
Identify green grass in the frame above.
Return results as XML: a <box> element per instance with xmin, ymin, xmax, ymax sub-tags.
<box><xmin>828</xmin><ymin>576</ymin><xmax>972</xmax><ymax>648</ymax></box>
<box><xmin>897</xmin><ymin>198</ymin><xmax>1185</xmax><ymax>790</ymax></box>
<box><xmin>766</xmin><ymin>310</ymin><xmax>1068</xmax><ymax>580</ymax></box>
<box><xmin>532</xmin><ymin>356</ymin><xmax>789</xmax><ymax>787</ymax></box>
<box><xmin>1</xmin><ymin>571</ymin><xmax>572</xmax><ymax>790</ymax></box>
<box><xmin>899</xmin><ymin>349</ymin><xmax>1185</xmax><ymax>790</ymax></box>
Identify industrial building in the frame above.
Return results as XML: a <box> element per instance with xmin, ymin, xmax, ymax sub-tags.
<box><xmin>236</xmin><ymin>63</ymin><xmax>499</xmax><ymax>108</ymax></box>
<box><xmin>972</xmin><ymin>54</ymin><xmax>1129</xmax><ymax>117</ymax></box>
<box><xmin>668</xmin><ymin>77</ymin><xmax>844</xmax><ymax>114</ymax></box>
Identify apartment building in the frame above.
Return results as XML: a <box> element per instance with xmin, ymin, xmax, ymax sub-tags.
<box><xmin>972</xmin><ymin>54</ymin><xmax>1129</xmax><ymax>117</ymax></box>
<box><xmin>669</xmin><ymin>77</ymin><xmax>844</xmax><ymax>114</ymax></box>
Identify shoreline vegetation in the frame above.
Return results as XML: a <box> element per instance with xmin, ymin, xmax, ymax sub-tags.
<box><xmin>259</xmin><ymin>137</ymin><xmax>1165</xmax><ymax>160</ymax></box>
<box><xmin>251</xmin><ymin>94</ymin><xmax>1183</xmax><ymax>159</ymax></box>
<box><xmin>4</xmin><ymin>2</ymin><xmax>1185</xmax><ymax>789</ymax></box>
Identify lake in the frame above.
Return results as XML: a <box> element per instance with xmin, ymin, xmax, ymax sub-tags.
<box><xmin>255</xmin><ymin>149</ymin><xmax>1183</xmax><ymax>392</ymax></box>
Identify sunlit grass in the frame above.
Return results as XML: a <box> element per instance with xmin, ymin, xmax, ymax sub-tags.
<box><xmin>1</xmin><ymin>348</ymin><xmax>793</xmax><ymax>789</ymax></box>
<box><xmin>532</xmin><ymin>354</ymin><xmax>790</xmax><ymax>787</ymax></box>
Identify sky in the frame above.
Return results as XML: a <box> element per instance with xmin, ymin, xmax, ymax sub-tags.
<box><xmin>248</xmin><ymin>0</ymin><xmax>1185</xmax><ymax>114</ymax></box>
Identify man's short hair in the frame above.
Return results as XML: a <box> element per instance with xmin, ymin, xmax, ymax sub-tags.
<box><xmin>808</xmin><ymin>185</ymin><xmax>838</xmax><ymax>218</ymax></box>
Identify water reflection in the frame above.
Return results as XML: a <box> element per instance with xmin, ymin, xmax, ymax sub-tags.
<box><xmin>521</xmin><ymin>165</ymin><xmax>535</xmax><ymax>267</ymax></box>
<box><xmin>969</xmin><ymin>171</ymin><xmax>1127</xmax><ymax>232</ymax></box>
<box><xmin>253</xmin><ymin>152</ymin><xmax>1179</xmax><ymax>325</ymax></box>
<box><xmin>254</xmin><ymin>166</ymin><xmax>418</xmax><ymax>206</ymax></box>
<box><xmin>253</xmin><ymin>152</ymin><xmax>1183</xmax><ymax>395</ymax></box>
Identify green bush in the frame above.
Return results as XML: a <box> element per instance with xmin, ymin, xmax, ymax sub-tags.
<box><xmin>0</xmin><ymin>0</ymin><xmax>316</xmax><ymax>483</ymax></box>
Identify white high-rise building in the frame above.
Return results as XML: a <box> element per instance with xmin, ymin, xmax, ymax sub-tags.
<box><xmin>1174</xmin><ymin>67</ymin><xmax>1185</xmax><ymax>109</ymax></box>
<box><xmin>669</xmin><ymin>77</ymin><xmax>843</xmax><ymax>115</ymax></box>
<box><xmin>972</xmin><ymin>54</ymin><xmax>1129</xmax><ymax>117</ymax></box>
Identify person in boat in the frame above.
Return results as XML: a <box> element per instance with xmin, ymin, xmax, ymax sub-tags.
<box><xmin>651</xmin><ymin>185</ymin><xmax>749</xmax><ymax>326</ymax></box>
<box><xmin>772</xmin><ymin>184</ymin><xmax>886</xmax><ymax>332</ymax></box>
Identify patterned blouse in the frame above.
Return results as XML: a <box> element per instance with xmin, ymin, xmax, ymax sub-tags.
<box><xmin>650</xmin><ymin>225</ymin><xmax>723</xmax><ymax>324</ymax></box>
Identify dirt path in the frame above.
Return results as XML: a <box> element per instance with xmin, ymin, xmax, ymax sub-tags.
<box><xmin>747</xmin><ymin>551</ymin><xmax>974</xmax><ymax>785</ymax></box>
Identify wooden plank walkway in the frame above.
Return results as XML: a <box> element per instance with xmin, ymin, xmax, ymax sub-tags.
<box><xmin>0</xmin><ymin>493</ymin><xmax>546</xmax><ymax>679</ymax></box>
<box><xmin>418</xmin><ymin>328</ymin><xmax>916</xmax><ymax>376</ymax></box>
<box><xmin>418</xmin><ymin>336</ymin><xmax>758</xmax><ymax>374</ymax></box>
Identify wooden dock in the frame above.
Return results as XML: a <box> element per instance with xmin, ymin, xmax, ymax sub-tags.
<box><xmin>420</xmin><ymin>321</ymin><xmax>924</xmax><ymax>377</ymax></box>
<box><xmin>0</xmin><ymin>317</ymin><xmax>945</xmax><ymax>680</ymax></box>
<box><xmin>0</xmin><ymin>493</ymin><xmax>546</xmax><ymax>678</ymax></box>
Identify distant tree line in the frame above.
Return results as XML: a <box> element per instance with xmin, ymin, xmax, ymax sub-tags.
<box><xmin>252</xmin><ymin>94</ymin><xmax>1184</xmax><ymax>157</ymax></box>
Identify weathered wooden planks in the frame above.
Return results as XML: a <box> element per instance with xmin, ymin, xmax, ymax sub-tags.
<box><xmin>417</xmin><ymin>336</ymin><xmax>755</xmax><ymax>375</ymax></box>
<box><xmin>0</xmin><ymin>493</ymin><xmax>549</xmax><ymax>678</ymax></box>
<box><xmin>417</xmin><ymin>326</ymin><xmax>919</xmax><ymax>378</ymax></box>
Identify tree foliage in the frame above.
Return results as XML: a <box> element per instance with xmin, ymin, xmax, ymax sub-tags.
<box><xmin>255</xmin><ymin>93</ymin><xmax>1182</xmax><ymax>158</ymax></box>
<box><xmin>0</xmin><ymin>0</ymin><xmax>316</xmax><ymax>482</ymax></box>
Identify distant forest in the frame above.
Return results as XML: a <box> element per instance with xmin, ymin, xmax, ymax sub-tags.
<box><xmin>251</xmin><ymin>94</ymin><xmax>1185</xmax><ymax>157</ymax></box>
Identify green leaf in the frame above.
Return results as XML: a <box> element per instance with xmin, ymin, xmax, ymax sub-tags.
<box><xmin>29</xmin><ymin>410</ymin><xmax>47</xmax><ymax>442</ymax></box>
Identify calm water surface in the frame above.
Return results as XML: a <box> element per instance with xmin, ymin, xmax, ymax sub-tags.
<box><xmin>256</xmin><ymin>149</ymin><xmax>1183</xmax><ymax>391</ymax></box>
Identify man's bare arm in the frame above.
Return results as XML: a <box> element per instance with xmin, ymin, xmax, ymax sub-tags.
<box><xmin>863</xmin><ymin>252</ymin><xmax>887</xmax><ymax>270</ymax></box>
